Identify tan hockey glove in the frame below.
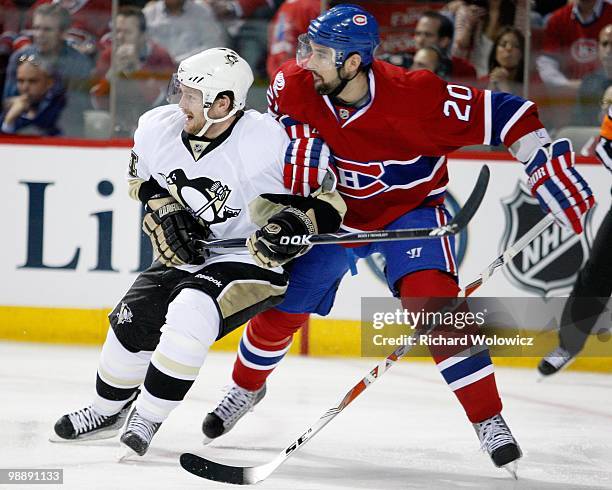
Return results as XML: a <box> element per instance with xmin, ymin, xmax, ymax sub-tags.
<box><xmin>142</xmin><ymin>195</ymin><xmax>208</xmax><ymax>267</ymax></box>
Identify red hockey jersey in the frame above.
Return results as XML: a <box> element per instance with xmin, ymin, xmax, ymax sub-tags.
<box><xmin>267</xmin><ymin>60</ymin><xmax>544</xmax><ymax>230</ymax></box>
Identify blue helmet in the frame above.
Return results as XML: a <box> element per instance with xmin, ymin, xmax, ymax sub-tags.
<box><xmin>307</xmin><ymin>4</ymin><xmax>380</xmax><ymax>67</ymax></box>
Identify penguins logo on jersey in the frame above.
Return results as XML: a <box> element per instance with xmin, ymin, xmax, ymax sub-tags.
<box><xmin>500</xmin><ymin>182</ymin><xmax>593</xmax><ymax>296</ymax></box>
<box><xmin>164</xmin><ymin>169</ymin><xmax>241</xmax><ymax>227</ymax></box>
<box><xmin>116</xmin><ymin>302</ymin><xmax>133</xmax><ymax>324</ymax></box>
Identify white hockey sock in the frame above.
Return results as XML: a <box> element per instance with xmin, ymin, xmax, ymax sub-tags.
<box><xmin>135</xmin><ymin>288</ymin><xmax>220</xmax><ymax>423</ymax></box>
<box><xmin>93</xmin><ymin>328</ymin><xmax>151</xmax><ymax>416</ymax></box>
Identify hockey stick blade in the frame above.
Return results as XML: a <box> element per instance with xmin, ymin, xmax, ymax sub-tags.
<box><xmin>180</xmin><ymin>199</ymin><xmax>554</xmax><ymax>486</ymax></box>
<box><xmin>193</xmin><ymin>165</ymin><xmax>490</xmax><ymax>251</ymax></box>
<box><xmin>180</xmin><ymin>452</ymin><xmax>279</xmax><ymax>485</ymax></box>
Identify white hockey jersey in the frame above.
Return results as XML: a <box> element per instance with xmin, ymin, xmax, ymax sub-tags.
<box><xmin>129</xmin><ymin>104</ymin><xmax>291</xmax><ymax>270</ymax></box>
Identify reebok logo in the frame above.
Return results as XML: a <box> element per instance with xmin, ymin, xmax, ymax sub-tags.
<box><xmin>195</xmin><ymin>274</ymin><xmax>222</xmax><ymax>288</ymax></box>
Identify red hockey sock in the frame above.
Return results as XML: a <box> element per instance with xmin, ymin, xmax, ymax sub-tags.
<box><xmin>399</xmin><ymin>270</ymin><xmax>502</xmax><ymax>423</ymax></box>
<box><xmin>232</xmin><ymin>308</ymin><xmax>309</xmax><ymax>391</ymax></box>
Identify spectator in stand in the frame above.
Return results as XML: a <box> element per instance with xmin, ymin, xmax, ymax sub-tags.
<box><xmin>30</xmin><ymin>0</ymin><xmax>112</xmax><ymax>57</ymax></box>
<box><xmin>486</xmin><ymin>26</ymin><xmax>524</xmax><ymax>95</ymax></box>
<box><xmin>208</xmin><ymin>0</ymin><xmax>280</xmax><ymax>20</ymax></box>
<box><xmin>1</xmin><ymin>53</ymin><xmax>65</xmax><ymax>135</ymax></box>
<box><xmin>536</xmin><ymin>0</ymin><xmax>612</xmax><ymax>89</ymax></box>
<box><xmin>410</xmin><ymin>45</ymin><xmax>452</xmax><ymax>79</ymax></box>
<box><xmin>143</xmin><ymin>0</ymin><xmax>227</xmax><ymax>63</ymax></box>
<box><xmin>91</xmin><ymin>6</ymin><xmax>175</xmax><ymax>135</ymax></box>
<box><xmin>377</xmin><ymin>10</ymin><xmax>476</xmax><ymax>84</ymax></box>
<box><xmin>449</xmin><ymin>0</ymin><xmax>528</xmax><ymax>78</ymax></box>
<box><xmin>413</xmin><ymin>10</ymin><xmax>477</xmax><ymax>82</ymax></box>
<box><xmin>3</xmin><ymin>3</ymin><xmax>93</xmax><ymax>99</ymax></box>
<box><xmin>573</xmin><ymin>23</ymin><xmax>612</xmax><ymax>125</ymax></box>
<box><xmin>602</xmin><ymin>85</ymin><xmax>612</xmax><ymax>121</ymax></box>
<box><xmin>209</xmin><ymin>0</ymin><xmax>282</xmax><ymax>78</ymax></box>
<box><xmin>266</xmin><ymin>0</ymin><xmax>319</xmax><ymax>80</ymax></box>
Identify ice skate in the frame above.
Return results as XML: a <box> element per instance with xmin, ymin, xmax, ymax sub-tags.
<box><xmin>119</xmin><ymin>408</ymin><xmax>161</xmax><ymax>457</ymax></box>
<box><xmin>537</xmin><ymin>346</ymin><xmax>575</xmax><ymax>378</ymax></box>
<box><xmin>51</xmin><ymin>393</ymin><xmax>137</xmax><ymax>442</ymax></box>
<box><xmin>202</xmin><ymin>383</ymin><xmax>266</xmax><ymax>444</ymax></box>
<box><xmin>474</xmin><ymin>414</ymin><xmax>522</xmax><ymax>479</ymax></box>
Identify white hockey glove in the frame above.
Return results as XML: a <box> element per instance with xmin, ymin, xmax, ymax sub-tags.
<box><xmin>247</xmin><ymin>207</ymin><xmax>316</xmax><ymax>268</ymax></box>
<box><xmin>142</xmin><ymin>195</ymin><xmax>208</xmax><ymax>267</ymax></box>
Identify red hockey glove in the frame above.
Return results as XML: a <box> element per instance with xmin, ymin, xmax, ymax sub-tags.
<box><xmin>276</xmin><ymin>116</ymin><xmax>337</xmax><ymax>195</ymax></box>
<box><xmin>525</xmin><ymin>139</ymin><xmax>595</xmax><ymax>234</ymax></box>
<box><xmin>283</xmin><ymin>136</ymin><xmax>336</xmax><ymax>195</ymax></box>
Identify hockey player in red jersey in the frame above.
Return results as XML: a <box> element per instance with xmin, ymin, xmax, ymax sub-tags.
<box><xmin>203</xmin><ymin>4</ymin><xmax>595</xmax><ymax>475</ymax></box>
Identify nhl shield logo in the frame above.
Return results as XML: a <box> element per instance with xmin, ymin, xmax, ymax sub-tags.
<box><xmin>500</xmin><ymin>183</ymin><xmax>593</xmax><ymax>296</ymax></box>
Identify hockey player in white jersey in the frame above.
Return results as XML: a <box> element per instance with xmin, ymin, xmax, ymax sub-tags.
<box><xmin>50</xmin><ymin>47</ymin><xmax>345</xmax><ymax>457</ymax></box>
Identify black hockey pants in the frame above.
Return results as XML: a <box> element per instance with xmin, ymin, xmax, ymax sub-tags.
<box><xmin>559</xmin><ymin>201</ymin><xmax>612</xmax><ymax>355</ymax></box>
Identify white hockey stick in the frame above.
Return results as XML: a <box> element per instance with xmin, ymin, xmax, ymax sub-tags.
<box><xmin>180</xmin><ymin>215</ymin><xmax>555</xmax><ymax>485</ymax></box>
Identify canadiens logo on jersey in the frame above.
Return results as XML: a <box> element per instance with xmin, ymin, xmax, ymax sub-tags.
<box><xmin>500</xmin><ymin>183</ymin><xmax>593</xmax><ymax>296</ymax></box>
<box><xmin>570</xmin><ymin>38</ymin><xmax>598</xmax><ymax>64</ymax></box>
<box><xmin>164</xmin><ymin>169</ymin><xmax>241</xmax><ymax>227</ymax></box>
<box><xmin>334</xmin><ymin>154</ymin><xmax>445</xmax><ymax>199</ymax></box>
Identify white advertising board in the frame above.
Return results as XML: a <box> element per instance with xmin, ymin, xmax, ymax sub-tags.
<box><xmin>3</xmin><ymin>143</ymin><xmax>610</xmax><ymax>320</ymax></box>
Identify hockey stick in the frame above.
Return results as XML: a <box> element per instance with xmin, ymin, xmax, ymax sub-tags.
<box><xmin>460</xmin><ymin>214</ymin><xmax>555</xmax><ymax>297</ymax></box>
<box><xmin>193</xmin><ymin>166</ymin><xmax>490</xmax><ymax>251</ymax></box>
<box><xmin>180</xmin><ymin>212</ymin><xmax>556</xmax><ymax>485</ymax></box>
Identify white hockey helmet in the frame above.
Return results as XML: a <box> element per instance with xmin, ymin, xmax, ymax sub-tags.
<box><xmin>172</xmin><ymin>47</ymin><xmax>254</xmax><ymax>135</ymax></box>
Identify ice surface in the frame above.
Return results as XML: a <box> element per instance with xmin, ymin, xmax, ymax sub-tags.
<box><xmin>1</xmin><ymin>342</ymin><xmax>611</xmax><ymax>489</ymax></box>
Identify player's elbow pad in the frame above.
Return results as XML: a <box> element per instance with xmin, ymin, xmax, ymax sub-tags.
<box><xmin>509</xmin><ymin>129</ymin><xmax>553</xmax><ymax>163</ymax></box>
<box><xmin>130</xmin><ymin>176</ymin><xmax>170</xmax><ymax>204</ymax></box>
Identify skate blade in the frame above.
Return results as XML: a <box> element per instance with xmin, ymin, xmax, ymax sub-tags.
<box><xmin>117</xmin><ymin>444</ymin><xmax>138</xmax><ymax>462</ymax></box>
<box><xmin>502</xmin><ymin>461</ymin><xmax>519</xmax><ymax>480</ymax></box>
<box><xmin>202</xmin><ymin>435</ymin><xmax>215</xmax><ymax>446</ymax></box>
<box><xmin>49</xmin><ymin>429</ymin><xmax>119</xmax><ymax>443</ymax></box>
<box><xmin>536</xmin><ymin>357</ymin><xmax>576</xmax><ymax>382</ymax></box>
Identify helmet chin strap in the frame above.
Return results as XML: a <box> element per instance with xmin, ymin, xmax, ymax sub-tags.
<box><xmin>195</xmin><ymin>106</ymin><xmax>239</xmax><ymax>137</ymax></box>
<box><xmin>328</xmin><ymin>64</ymin><xmax>360</xmax><ymax>100</ymax></box>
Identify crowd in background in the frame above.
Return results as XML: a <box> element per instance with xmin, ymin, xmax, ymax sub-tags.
<box><xmin>0</xmin><ymin>0</ymin><xmax>611</xmax><ymax>152</ymax></box>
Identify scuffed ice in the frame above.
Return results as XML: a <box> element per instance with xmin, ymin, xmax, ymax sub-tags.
<box><xmin>1</xmin><ymin>342</ymin><xmax>611</xmax><ymax>489</ymax></box>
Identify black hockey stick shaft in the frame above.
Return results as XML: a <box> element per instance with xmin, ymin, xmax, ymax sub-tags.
<box><xmin>194</xmin><ymin>165</ymin><xmax>490</xmax><ymax>250</ymax></box>
<box><xmin>180</xmin><ymin>208</ymin><xmax>556</xmax><ymax>485</ymax></box>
